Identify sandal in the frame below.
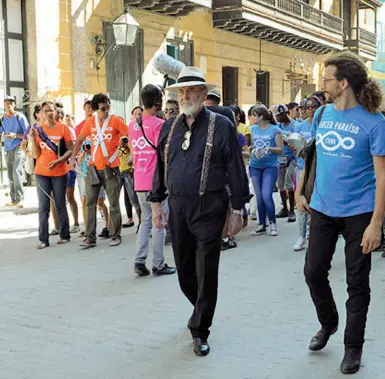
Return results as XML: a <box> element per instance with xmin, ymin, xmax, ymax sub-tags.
<box><xmin>79</xmin><ymin>238</ymin><xmax>96</xmax><ymax>249</ymax></box>
<box><xmin>122</xmin><ymin>221</ymin><xmax>135</xmax><ymax>228</ymax></box>
<box><xmin>36</xmin><ymin>242</ymin><xmax>49</xmax><ymax>249</ymax></box>
<box><xmin>49</xmin><ymin>229</ymin><xmax>59</xmax><ymax>236</ymax></box>
<box><xmin>57</xmin><ymin>239</ymin><xmax>70</xmax><ymax>245</ymax></box>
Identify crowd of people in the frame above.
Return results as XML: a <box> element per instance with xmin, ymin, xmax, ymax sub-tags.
<box><xmin>1</xmin><ymin>50</ymin><xmax>385</xmax><ymax>374</ymax></box>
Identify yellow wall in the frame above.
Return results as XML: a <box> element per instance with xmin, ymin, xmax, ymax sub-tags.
<box><xmin>28</xmin><ymin>1</ymin><xmax>326</xmax><ymax>120</ymax></box>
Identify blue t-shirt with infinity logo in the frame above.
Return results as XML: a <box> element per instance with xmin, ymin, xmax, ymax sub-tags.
<box><xmin>310</xmin><ymin>104</ymin><xmax>385</xmax><ymax>217</ymax></box>
<box><xmin>249</xmin><ymin>124</ymin><xmax>282</xmax><ymax>169</ymax></box>
<box><xmin>277</xmin><ymin>121</ymin><xmax>296</xmax><ymax>158</ymax></box>
<box><xmin>294</xmin><ymin>119</ymin><xmax>313</xmax><ymax>170</ymax></box>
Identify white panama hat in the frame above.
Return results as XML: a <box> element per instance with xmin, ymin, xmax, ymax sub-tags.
<box><xmin>166</xmin><ymin>66</ymin><xmax>216</xmax><ymax>92</ymax></box>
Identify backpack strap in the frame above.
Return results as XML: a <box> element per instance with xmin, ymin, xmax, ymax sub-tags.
<box><xmin>37</xmin><ymin>126</ymin><xmax>59</xmax><ymax>154</ymax></box>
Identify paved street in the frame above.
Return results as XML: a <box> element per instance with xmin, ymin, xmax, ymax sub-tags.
<box><xmin>1</xmin><ymin>188</ymin><xmax>385</xmax><ymax>379</ymax></box>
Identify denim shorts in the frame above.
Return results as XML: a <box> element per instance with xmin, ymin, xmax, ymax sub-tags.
<box><xmin>67</xmin><ymin>170</ymin><xmax>77</xmax><ymax>188</ymax></box>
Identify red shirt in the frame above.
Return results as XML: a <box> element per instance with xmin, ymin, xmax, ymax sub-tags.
<box><xmin>75</xmin><ymin>120</ymin><xmax>86</xmax><ymax>137</ymax></box>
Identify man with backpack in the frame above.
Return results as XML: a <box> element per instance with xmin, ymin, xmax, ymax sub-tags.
<box><xmin>0</xmin><ymin>96</ymin><xmax>29</xmax><ymax>207</ymax></box>
<box><xmin>128</xmin><ymin>84</ymin><xmax>176</xmax><ymax>277</ymax></box>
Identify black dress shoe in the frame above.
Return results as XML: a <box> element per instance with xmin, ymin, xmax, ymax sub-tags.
<box><xmin>340</xmin><ymin>348</ymin><xmax>362</xmax><ymax>374</ymax></box>
<box><xmin>309</xmin><ymin>326</ymin><xmax>338</xmax><ymax>351</ymax></box>
<box><xmin>193</xmin><ymin>338</ymin><xmax>210</xmax><ymax>357</ymax></box>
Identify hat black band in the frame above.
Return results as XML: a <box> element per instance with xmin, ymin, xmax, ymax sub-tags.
<box><xmin>177</xmin><ymin>76</ymin><xmax>206</xmax><ymax>84</ymax></box>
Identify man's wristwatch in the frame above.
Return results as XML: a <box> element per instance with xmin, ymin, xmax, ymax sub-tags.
<box><xmin>232</xmin><ymin>209</ymin><xmax>243</xmax><ymax>216</ymax></box>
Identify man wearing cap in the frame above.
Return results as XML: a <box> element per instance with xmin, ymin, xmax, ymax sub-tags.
<box><xmin>273</xmin><ymin>104</ymin><xmax>297</xmax><ymax>223</ymax></box>
<box><xmin>150</xmin><ymin>66</ymin><xmax>251</xmax><ymax>356</ymax></box>
<box><xmin>0</xmin><ymin>96</ymin><xmax>29</xmax><ymax>207</ymax></box>
<box><xmin>205</xmin><ymin>88</ymin><xmax>236</xmax><ymax>126</ymax></box>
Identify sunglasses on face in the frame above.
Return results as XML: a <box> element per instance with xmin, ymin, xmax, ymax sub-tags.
<box><xmin>99</xmin><ymin>105</ymin><xmax>110</xmax><ymax>112</ymax></box>
<box><xmin>121</xmin><ymin>138</ymin><xmax>129</xmax><ymax>144</ymax></box>
<box><xmin>305</xmin><ymin>104</ymin><xmax>318</xmax><ymax>109</ymax></box>
<box><xmin>164</xmin><ymin>108</ymin><xmax>178</xmax><ymax>114</ymax></box>
<box><xmin>182</xmin><ymin>130</ymin><xmax>192</xmax><ymax>151</ymax></box>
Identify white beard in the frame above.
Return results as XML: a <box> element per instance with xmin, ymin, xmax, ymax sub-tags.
<box><xmin>180</xmin><ymin>101</ymin><xmax>204</xmax><ymax>116</ymax></box>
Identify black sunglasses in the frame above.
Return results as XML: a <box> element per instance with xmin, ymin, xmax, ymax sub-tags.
<box><xmin>305</xmin><ymin>104</ymin><xmax>318</xmax><ymax>109</ymax></box>
<box><xmin>164</xmin><ymin>108</ymin><xmax>178</xmax><ymax>114</ymax></box>
<box><xmin>99</xmin><ymin>105</ymin><xmax>110</xmax><ymax>112</ymax></box>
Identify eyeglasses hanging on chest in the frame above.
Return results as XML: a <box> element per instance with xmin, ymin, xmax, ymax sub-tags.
<box><xmin>182</xmin><ymin>130</ymin><xmax>192</xmax><ymax>151</ymax></box>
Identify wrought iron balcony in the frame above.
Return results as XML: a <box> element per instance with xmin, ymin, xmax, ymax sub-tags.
<box><xmin>344</xmin><ymin>27</ymin><xmax>377</xmax><ymax>60</ymax></box>
<box><xmin>212</xmin><ymin>0</ymin><xmax>344</xmax><ymax>53</ymax></box>
<box><xmin>124</xmin><ymin>0</ymin><xmax>212</xmax><ymax>17</ymax></box>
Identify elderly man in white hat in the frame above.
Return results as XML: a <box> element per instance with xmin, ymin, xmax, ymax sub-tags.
<box><xmin>149</xmin><ymin>66</ymin><xmax>251</xmax><ymax>356</ymax></box>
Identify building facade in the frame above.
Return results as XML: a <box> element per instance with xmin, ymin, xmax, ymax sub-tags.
<box><xmin>19</xmin><ymin>0</ymin><xmax>382</xmax><ymax>121</ymax></box>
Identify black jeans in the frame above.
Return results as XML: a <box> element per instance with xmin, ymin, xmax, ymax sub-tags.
<box><xmin>36</xmin><ymin>174</ymin><xmax>70</xmax><ymax>244</ymax></box>
<box><xmin>304</xmin><ymin>209</ymin><xmax>372</xmax><ymax>349</ymax></box>
<box><xmin>168</xmin><ymin>192</ymin><xmax>228</xmax><ymax>340</ymax></box>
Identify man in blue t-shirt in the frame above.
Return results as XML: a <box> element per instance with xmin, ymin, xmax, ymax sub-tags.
<box><xmin>296</xmin><ymin>51</ymin><xmax>385</xmax><ymax>374</ymax></box>
<box><xmin>273</xmin><ymin>104</ymin><xmax>297</xmax><ymax>222</ymax></box>
<box><xmin>0</xmin><ymin>96</ymin><xmax>29</xmax><ymax>207</ymax></box>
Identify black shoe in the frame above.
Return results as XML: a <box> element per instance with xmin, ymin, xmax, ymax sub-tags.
<box><xmin>152</xmin><ymin>263</ymin><xmax>176</xmax><ymax>276</ymax></box>
<box><xmin>193</xmin><ymin>338</ymin><xmax>210</xmax><ymax>357</ymax></box>
<box><xmin>288</xmin><ymin>211</ymin><xmax>296</xmax><ymax>223</ymax></box>
<box><xmin>134</xmin><ymin>263</ymin><xmax>150</xmax><ymax>276</ymax></box>
<box><xmin>340</xmin><ymin>348</ymin><xmax>362</xmax><ymax>374</ymax></box>
<box><xmin>309</xmin><ymin>326</ymin><xmax>338</xmax><ymax>351</ymax></box>
<box><xmin>98</xmin><ymin>227</ymin><xmax>110</xmax><ymax>239</ymax></box>
<box><xmin>221</xmin><ymin>238</ymin><xmax>237</xmax><ymax>251</ymax></box>
<box><xmin>276</xmin><ymin>208</ymin><xmax>288</xmax><ymax>218</ymax></box>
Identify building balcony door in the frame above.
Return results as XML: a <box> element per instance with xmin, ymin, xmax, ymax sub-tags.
<box><xmin>222</xmin><ymin>66</ymin><xmax>238</xmax><ymax>106</ymax></box>
<box><xmin>256</xmin><ymin>72</ymin><xmax>270</xmax><ymax>108</ymax></box>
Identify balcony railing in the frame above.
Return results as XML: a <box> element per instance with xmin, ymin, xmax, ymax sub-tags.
<box><xmin>350</xmin><ymin>27</ymin><xmax>377</xmax><ymax>46</ymax></box>
<box><xmin>247</xmin><ymin>0</ymin><xmax>343</xmax><ymax>34</ymax></box>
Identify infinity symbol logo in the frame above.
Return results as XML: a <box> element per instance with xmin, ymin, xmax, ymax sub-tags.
<box><xmin>316</xmin><ymin>131</ymin><xmax>355</xmax><ymax>152</ymax></box>
<box><xmin>252</xmin><ymin>139</ymin><xmax>270</xmax><ymax>150</ymax></box>
<box><xmin>92</xmin><ymin>133</ymin><xmax>112</xmax><ymax>141</ymax></box>
<box><xmin>131</xmin><ymin>136</ymin><xmax>151</xmax><ymax>150</ymax></box>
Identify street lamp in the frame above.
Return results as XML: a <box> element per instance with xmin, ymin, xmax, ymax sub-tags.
<box><xmin>94</xmin><ymin>7</ymin><xmax>139</xmax><ymax>70</ymax></box>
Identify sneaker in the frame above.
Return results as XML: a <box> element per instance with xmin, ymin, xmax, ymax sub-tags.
<box><xmin>134</xmin><ymin>263</ymin><xmax>150</xmax><ymax>276</ymax></box>
<box><xmin>79</xmin><ymin>238</ymin><xmax>96</xmax><ymax>249</ymax></box>
<box><xmin>288</xmin><ymin>211</ymin><xmax>296</xmax><ymax>223</ymax></box>
<box><xmin>221</xmin><ymin>238</ymin><xmax>237</xmax><ymax>250</ymax></box>
<box><xmin>269</xmin><ymin>223</ymin><xmax>278</xmax><ymax>236</ymax></box>
<box><xmin>109</xmin><ymin>236</ymin><xmax>121</xmax><ymax>246</ymax></box>
<box><xmin>70</xmin><ymin>225</ymin><xmax>80</xmax><ymax>233</ymax></box>
<box><xmin>152</xmin><ymin>263</ymin><xmax>176</xmax><ymax>276</ymax></box>
<box><xmin>250</xmin><ymin>213</ymin><xmax>257</xmax><ymax>221</ymax></box>
<box><xmin>293</xmin><ymin>237</ymin><xmax>306</xmax><ymax>251</ymax></box>
<box><xmin>98</xmin><ymin>227</ymin><xmax>109</xmax><ymax>239</ymax></box>
<box><xmin>251</xmin><ymin>224</ymin><xmax>266</xmax><ymax>236</ymax></box>
<box><xmin>276</xmin><ymin>209</ymin><xmax>288</xmax><ymax>218</ymax></box>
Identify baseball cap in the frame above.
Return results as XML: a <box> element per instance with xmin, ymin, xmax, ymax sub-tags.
<box><xmin>272</xmin><ymin>104</ymin><xmax>288</xmax><ymax>116</ymax></box>
<box><xmin>83</xmin><ymin>97</ymin><xmax>92</xmax><ymax>106</ymax></box>
<box><xmin>207</xmin><ymin>87</ymin><xmax>221</xmax><ymax>100</ymax></box>
<box><xmin>4</xmin><ymin>95</ymin><xmax>15</xmax><ymax>102</ymax></box>
<box><xmin>299</xmin><ymin>98</ymin><xmax>308</xmax><ymax>108</ymax></box>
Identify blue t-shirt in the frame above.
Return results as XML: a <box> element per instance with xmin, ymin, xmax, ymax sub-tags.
<box><xmin>294</xmin><ymin>119</ymin><xmax>313</xmax><ymax>170</ymax></box>
<box><xmin>0</xmin><ymin>113</ymin><xmax>29</xmax><ymax>152</ymax></box>
<box><xmin>250</xmin><ymin>124</ymin><xmax>281</xmax><ymax>169</ymax></box>
<box><xmin>277</xmin><ymin>121</ymin><xmax>296</xmax><ymax>158</ymax></box>
<box><xmin>310</xmin><ymin>104</ymin><xmax>385</xmax><ymax>217</ymax></box>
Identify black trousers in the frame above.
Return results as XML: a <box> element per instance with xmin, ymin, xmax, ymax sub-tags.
<box><xmin>304</xmin><ymin>209</ymin><xmax>372</xmax><ymax>349</ymax></box>
<box><xmin>168</xmin><ymin>192</ymin><xmax>228</xmax><ymax>339</ymax></box>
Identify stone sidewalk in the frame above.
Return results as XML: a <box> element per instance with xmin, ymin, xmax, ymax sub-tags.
<box><xmin>1</xmin><ymin>201</ymin><xmax>385</xmax><ymax>379</ymax></box>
